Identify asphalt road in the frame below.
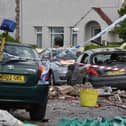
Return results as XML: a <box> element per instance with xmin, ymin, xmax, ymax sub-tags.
<box><xmin>12</xmin><ymin>99</ymin><xmax>126</xmax><ymax>126</ymax></box>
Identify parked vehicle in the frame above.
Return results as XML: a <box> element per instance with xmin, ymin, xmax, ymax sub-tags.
<box><xmin>40</xmin><ymin>48</ymin><xmax>78</xmax><ymax>85</ymax></box>
<box><xmin>0</xmin><ymin>42</ymin><xmax>49</xmax><ymax>120</ymax></box>
<box><xmin>67</xmin><ymin>48</ymin><xmax>126</xmax><ymax>89</ymax></box>
<box><xmin>119</xmin><ymin>42</ymin><xmax>126</xmax><ymax>49</ymax></box>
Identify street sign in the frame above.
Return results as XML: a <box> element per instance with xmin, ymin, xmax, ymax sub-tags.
<box><xmin>0</xmin><ymin>19</ymin><xmax>16</xmax><ymax>32</ymax></box>
<box><xmin>0</xmin><ymin>19</ymin><xmax>16</xmax><ymax>60</ymax></box>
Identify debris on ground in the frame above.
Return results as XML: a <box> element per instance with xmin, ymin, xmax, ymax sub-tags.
<box><xmin>97</xmin><ymin>86</ymin><xmax>112</xmax><ymax>96</ymax></box>
<box><xmin>97</xmin><ymin>89</ymin><xmax>126</xmax><ymax>109</ymax></box>
<box><xmin>48</xmin><ymin>84</ymin><xmax>126</xmax><ymax>109</ymax></box>
<box><xmin>48</xmin><ymin>85</ymin><xmax>78</xmax><ymax>100</ymax></box>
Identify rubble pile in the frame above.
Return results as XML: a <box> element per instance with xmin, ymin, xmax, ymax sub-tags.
<box><xmin>98</xmin><ymin>90</ymin><xmax>126</xmax><ymax>109</ymax></box>
<box><xmin>49</xmin><ymin>84</ymin><xmax>126</xmax><ymax>109</ymax></box>
<box><xmin>48</xmin><ymin>85</ymin><xmax>79</xmax><ymax>100</ymax></box>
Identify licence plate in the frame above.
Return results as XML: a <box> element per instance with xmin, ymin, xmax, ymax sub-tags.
<box><xmin>108</xmin><ymin>70</ymin><xmax>125</xmax><ymax>75</ymax></box>
<box><xmin>0</xmin><ymin>74</ymin><xmax>25</xmax><ymax>82</ymax></box>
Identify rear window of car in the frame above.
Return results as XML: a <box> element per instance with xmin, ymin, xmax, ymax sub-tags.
<box><xmin>55</xmin><ymin>49</ymin><xmax>77</xmax><ymax>60</ymax></box>
<box><xmin>40</xmin><ymin>48</ymin><xmax>64</xmax><ymax>59</ymax></box>
<box><xmin>3</xmin><ymin>44</ymin><xmax>39</xmax><ymax>59</ymax></box>
<box><xmin>92</xmin><ymin>52</ymin><xmax>126</xmax><ymax>64</ymax></box>
<box><xmin>40</xmin><ymin>48</ymin><xmax>78</xmax><ymax>61</ymax></box>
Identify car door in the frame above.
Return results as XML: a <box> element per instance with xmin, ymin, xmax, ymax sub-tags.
<box><xmin>71</xmin><ymin>53</ymin><xmax>89</xmax><ymax>84</ymax></box>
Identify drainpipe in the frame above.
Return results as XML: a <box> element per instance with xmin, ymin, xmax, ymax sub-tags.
<box><xmin>15</xmin><ymin>0</ymin><xmax>20</xmax><ymax>41</ymax></box>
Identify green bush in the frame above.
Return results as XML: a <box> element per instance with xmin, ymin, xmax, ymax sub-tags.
<box><xmin>84</xmin><ymin>44</ymin><xmax>101</xmax><ymax>50</ymax></box>
<box><xmin>0</xmin><ymin>34</ymin><xmax>19</xmax><ymax>43</ymax></box>
<box><xmin>84</xmin><ymin>43</ymin><xmax>122</xmax><ymax>51</ymax></box>
<box><xmin>30</xmin><ymin>44</ymin><xmax>37</xmax><ymax>48</ymax></box>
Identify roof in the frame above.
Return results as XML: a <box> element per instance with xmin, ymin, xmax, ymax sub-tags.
<box><xmin>93</xmin><ymin>7</ymin><xmax>113</xmax><ymax>25</ymax></box>
<box><xmin>85</xmin><ymin>48</ymin><xmax>125</xmax><ymax>54</ymax></box>
<box><xmin>0</xmin><ymin>42</ymin><xmax>33</xmax><ymax>48</ymax></box>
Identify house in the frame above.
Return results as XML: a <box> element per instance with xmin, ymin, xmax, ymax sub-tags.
<box><xmin>0</xmin><ymin>0</ymin><xmax>123</xmax><ymax>48</ymax></box>
<box><xmin>0</xmin><ymin>0</ymin><xmax>16</xmax><ymax>36</ymax></box>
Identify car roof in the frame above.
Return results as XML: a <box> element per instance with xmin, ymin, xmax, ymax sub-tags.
<box><xmin>3</xmin><ymin>42</ymin><xmax>32</xmax><ymax>48</ymax></box>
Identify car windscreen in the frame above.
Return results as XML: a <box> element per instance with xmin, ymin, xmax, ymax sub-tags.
<box><xmin>55</xmin><ymin>49</ymin><xmax>77</xmax><ymax>60</ymax></box>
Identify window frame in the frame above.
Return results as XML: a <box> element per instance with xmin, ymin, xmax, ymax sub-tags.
<box><xmin>34</xmin><ymin>26</ymin><xmax>43</xmax><ymax>48</ymax></box>
<box><xmin>48</xmin><ymin>27</ymin><xmax>64</xmax><ymax>47</ymax></box>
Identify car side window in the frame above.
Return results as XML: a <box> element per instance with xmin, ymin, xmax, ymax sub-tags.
<box><xmin>81</xmin><ymin>54</ymin><xmax>88</xmax><ymax>64</ymax></box>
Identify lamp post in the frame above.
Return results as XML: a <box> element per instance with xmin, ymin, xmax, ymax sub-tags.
<box><xmin>72</xmin><ymin>27</ymin><xmax>79</xmax><ymax>32</ymax></box>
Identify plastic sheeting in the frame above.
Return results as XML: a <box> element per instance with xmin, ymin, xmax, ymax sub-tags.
<box><xmin>58</xmin><ymin>116</ymin><xmax>126</xmax><ymax>126</ymax></box>
<box><xmin>23</xmin><ymin>124</ymin><xmax>38</xmax><ymax>126</ymax></box>
<box><xmin>0</xmin><ymin>110</ymin><xmax>23</xmax><ymax>126</ymax></box>
<box><xmin>0</xmin><ymin>109</ymin><xmax>38</xmax><ymax>126</ymax></box>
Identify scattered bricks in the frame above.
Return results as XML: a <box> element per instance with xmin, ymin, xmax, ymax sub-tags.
<box><xmin>48</xmin><ymin>86</ymin><xmax>60</xmax><ymax>99</ymax></box>
<box><xmin>70</xmin><ymin>85</ymin><xmax>80</xmax><ymax>96</ymax></box>
<box><xmin>114</xmin><ymin>94</ymin><xmax>122</xmax><ymax>103</ymax></box>
<box><xmin>82</xmin><ymin>82</ymin><xmax>93</xmax><ymax>88</ymax></box>
<box><xmin>49</xmin><ymin>84</ymin><xmax>126</xmax><ymax>110</ymax></box>
<box><xmin>49</xmin><ymin>85</ymin><xmax>75</xmax><ymax>100</ymax></box>
<box><xmin>58</xmin><ymin>95</ymin><xmax>76</xmax><ymax>101</ymax></box>
<box><xmin>57</xmin><ymin>85</ymin><xmax>74</xmax><ymax>95</ymax></box>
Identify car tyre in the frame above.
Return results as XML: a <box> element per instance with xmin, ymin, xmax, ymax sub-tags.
<box><xmin>67</xmin><ymin>78</ymin><xmax>72</xmax><ymax>85</ymax></box>
<box><xmin>82</xmin><ymin>77</ymin><xmax>86</xmax><ymax>84</ymax></box>
<box><xmin>29</xmin><ymin>104</ymin><xmax>46</xmax><ymax>121</ymax></box>
<box><xmin>49</xmin><ymin>72</ymin><xmax>55</xmax><ymax>86</ymax></box>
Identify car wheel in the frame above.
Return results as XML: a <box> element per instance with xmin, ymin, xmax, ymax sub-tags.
<box><xmin>49</xmin><ymin>72</ymin><xmax>55</xmax><ymax>86</ymax></box>
<box><xmin>66</xmin><ymin>70</ymin><xmax>73</xmax><ymax>85</ymax></box>
<box><xmin>29</xmin><ymin>104</ymin><xmax>46</xmax><ymax>121</ymax></box>
<box><xmin>67</xmin><ymin>78</ymin><xmax>72</xmax><ymax>85</ymax></box>
<box><xmin>82</xmin><ymin>77</ymin><xmax>86</xmax><ymax>84</ymax></box>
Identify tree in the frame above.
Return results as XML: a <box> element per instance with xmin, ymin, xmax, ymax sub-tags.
<box><xmin>0</xmin><ymin>34</ymin><xmax>19</xmax><ymax>43</ymax></box>
<box><xmin>115</xmin><ymin>0</ymin><xmax>126</xmax><ymax>42</ymax></box>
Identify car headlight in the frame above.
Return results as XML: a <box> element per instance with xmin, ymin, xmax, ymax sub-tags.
<box><xmin>55</xmin><ymin>60</ymin><xmax>75</xmax><ymax>67</ymax></box>
<box><xmin>55</xmin><ymin>61</ymin><xmax>67</xmax><ymax>67</ymax></box>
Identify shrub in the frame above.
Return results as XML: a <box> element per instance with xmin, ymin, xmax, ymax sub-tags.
<box><xmin>84</xmin><ymin>42</ymin><xmax>122</xmax><ymax>51</ymax></box>
<box><xmin>0</xmin><ymin>34</ymin><xmax>19</xmax><ymax>43</ymax></box>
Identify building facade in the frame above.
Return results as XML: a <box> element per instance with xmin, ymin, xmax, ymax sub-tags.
<box><xmin>0</xmin><ymin>0</ymin><xmax>123</xmax><ymax>48</ymax></box>
<box><xmin>0</xmin><ymin>0</ymin><xmax>16</xmax><ymax>36</ymax></box>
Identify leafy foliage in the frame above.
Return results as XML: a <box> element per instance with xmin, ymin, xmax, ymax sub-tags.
<box><xmin>84</xmin><ymin>43</ymin><xmax>122</xmax><ymax>50</ymax></box>
<box><xmin>0</xmin><ymin>34</ymin><xmax>19</xmax><ymax>43</ymax></box>
<box><xmin>115</xmin><ymin>1</ymin><xmax>126</xmax><ymax>41</ymax></box>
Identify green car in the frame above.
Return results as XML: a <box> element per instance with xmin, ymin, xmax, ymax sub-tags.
<box><xmin>0</xmin><ymin>42</ymin><xmax>49</xmax><ymax>120</ymax></box>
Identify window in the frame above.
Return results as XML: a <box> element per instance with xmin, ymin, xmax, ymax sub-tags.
<box><xmin>91</xmin><ymin>26</ymin><xmax>101</xmax><ymax>42</ymax></box>
<box><xmin>49</xmin><ymin>27</ymin><xmax>64</xmax><ymax>47</ymax></box>
<box><xmin>34</xmin><ymin>26</ymin><xmax>42</xmax><ymax>48</ymax></box>
<box><xmin>81</xmin><ymin>54</ymin><xmax>88</xmax><ymax>64</ymax></box>
<box><xmin>72</xmin><ymin>31</ymin><xmax>77</xmax><ymax>46</ymax></box>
